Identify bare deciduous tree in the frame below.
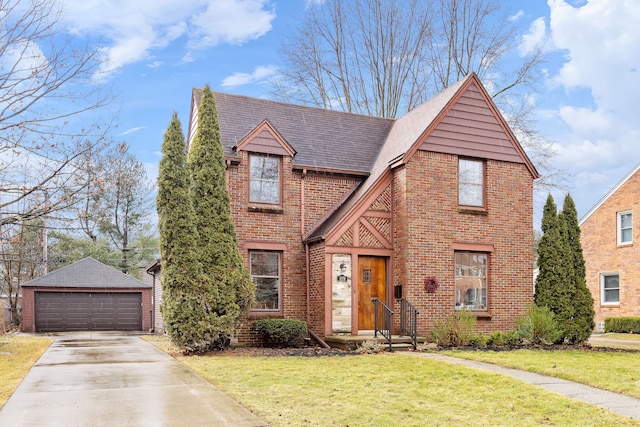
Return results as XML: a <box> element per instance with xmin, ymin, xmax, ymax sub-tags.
<box><xmin>276</xmin><ymin>0</ymin><xmax>562</xmax><ymax>187</ymax></box>
<box><xmin>0</xmin><ymin>0</ymin><xmax>113</xmax><ymax>228</ymax></box>
<box><xmin>97</xmin><ymin>143</ymin><xmax>155</xmax><ymax>274</ymax></box>
<box><xmin>0</xmin><ymin>220</ymin><xmax>45</xmax><ymax>326</ymax></box>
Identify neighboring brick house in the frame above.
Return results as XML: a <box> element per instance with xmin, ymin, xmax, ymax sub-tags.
<box><xmin>580</xmin><ymin>163</ymin><xmax>640</xmax><ymax>331</ymax></box>
<box><xmin>157</xmin><ymin>73</ymin><xmax>538</xmax><ymax>345</ymax></box>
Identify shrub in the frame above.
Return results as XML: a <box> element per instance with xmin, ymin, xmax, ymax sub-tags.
<box><xmin>467</xmin><ymin>334</ymin><xmax>487</xmax><ymax>348</ymax></box>
<box><xmin>430</xmin><ymin>310</ymin><xmax>479</xmax><ymax>347</ymax></box>
<box><xmin>605</xmin><ymin>317</ymin><xmax>640</xmax><ymax>334</ymax></box>
<box><xmin>517</xmin><ymin>304</ymin><xmax>563</xmax><ymax>345</ymax></box>
<box><xmin>253</xmin><ymin>319</ymin><xmax>307</xmax><ymax>347</ymax></box>
<box><xmin>357</xmin><ymin>338</ymin><xmax>384</xmax><ymax>354</ymax></box>
<box><xmin>486</xmin><ymin>330</ymin><xmax>521</xmax><ymax>347</ymax></box>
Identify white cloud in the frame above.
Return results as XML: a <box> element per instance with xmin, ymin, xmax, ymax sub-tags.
<box><xmin>519</xmin><ymin>17</ymin><xmax>547</xmax><ymax>56</ymax></box>
<box><xmin>118</xmin><ymin>127</ymin><xmax>147</xmax><ymax>136</ymax></box>
<box><xmin>221</xmin><ymin>65</ymin><xmax>278</xmax><ymax>87</ymax></box>
<box><xmin>545</xmin><ymin>0</ymin><xmax>640</xmax><ymax>215</ymax></box>
<box><xmin>548</xmin><ymin>0</ymin><xmax>640</xmax><ymax>118</ymax></box>
<box><xmin>188</xmin><ymin>0</ymin><xmax>275</xmax><ymax>49</ymax></box>
<box><xmin>509</xmin><ymin>10</ymin><xmax>525</xmax><ymax>22</ymax></box>
<box><xmin>61</xmin><ymin>0</ymin><xmax>275</xmax><ymax>79</ymax></box>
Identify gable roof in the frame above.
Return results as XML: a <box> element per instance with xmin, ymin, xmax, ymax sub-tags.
<box><xmin>305</xmin><ymin>73</ymin><xmax>539</xmax><ymax>241</ymax></box>
<box><xmin>22</xmin><ymin>258</ymin><xmax>150</xmax><ymax>289</ymax></box>
<box><xmin>191</xmin><ymin>90</ymin><xmax>395</xmax><ymax>175</ymax></box>
<box><xmin>190</xmin><ymin>74</ymin><xmax>538</xmax><ymax>242</ymax></box>
<box><xmin>579</xmin><ymin>162</ymin><xmax>640</xmax><ymax>225</ymax></box>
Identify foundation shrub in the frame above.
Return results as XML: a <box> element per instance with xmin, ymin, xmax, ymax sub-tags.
<box><xmin>430</xmin><ymin>310</ymin><xmax>479</xmax><ymax>347</ymax></box>
<box><xmin>516</xmin><ymin>304</ymin><xmax>563</xmax><ymax>345</ymax></box>
<box><xmin>486</xmin><ymin>330</ymin><xmax>521</xmax><ymax>347</ymax></box>
<box><xmin>357</xmin><ymin>338</ymin><xmax>384</xmax><ymax>354</ymax></box>
<box><xmin>605</xmin><ymin>317</ymin><xmax>640</xmax><ymax>334</ymax></box>
<box><xmin>253</xmin><ymin>319</ymin><xmax>307</xmax><ymax>347</ymax></box>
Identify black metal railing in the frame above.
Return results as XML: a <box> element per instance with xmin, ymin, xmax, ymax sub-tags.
<box><xmin>399</xmin><ymin>298</ymin><xmax>419</xmax><ymax>350</ymax></box>
<box><xmin>372</xmin><ymin>298</ymin><xmax>394</xmax><ymax>352</ymax></box>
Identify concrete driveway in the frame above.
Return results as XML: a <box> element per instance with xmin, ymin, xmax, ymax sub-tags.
<box><xmin>0</xmin><ymin>332</ymin><xmax>267</xmax><ymax>427</ymax></box>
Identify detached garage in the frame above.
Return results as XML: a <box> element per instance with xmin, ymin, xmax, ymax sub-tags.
<box><xmin>21</xmin><ymin>258</ymin><xmax>152</xmax><ymax>333</ymax></box>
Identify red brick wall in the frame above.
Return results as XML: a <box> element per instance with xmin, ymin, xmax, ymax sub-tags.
<box><xmin>21</xmin><ymin>287</ymin><xmax>35</xmax><ymax>332</ymax></box>
<box><xmin>304</xmin><ymin>175</ymin><xmax>361</xmax><ymax>235</ymax></box>
<box><xmin>394</xmin><ymin>150</ymin><xmax>534</xmax><ymax>336</ymax></box>
<box><xmin>228</xmin><ymin>152</ymin><xmax>357</xmax><ymax>344</ymax></box>
<box><xmin>581</xmin><ymin>171</ymin><xmax>640</xmax><ymax>327</ymax></box>
<box><xmin>308</xmin><ymin>242</ymin><xmax>326</xmax><ymax>335</ymax></box>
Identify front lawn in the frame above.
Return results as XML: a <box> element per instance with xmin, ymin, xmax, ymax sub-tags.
<box><xmin>179</xmin><ymin>352</ymin><xmax>638</xmax><ymax>426</ymax></box>
<box><xmin>441</xmin><ymin>348</ymin><xmax>640</xmax><ymax>399</ymax></box>
<box><xmin>0</xmin><ymin>335</ymin><xmax>52</xmax><ymax>409</ymax></box>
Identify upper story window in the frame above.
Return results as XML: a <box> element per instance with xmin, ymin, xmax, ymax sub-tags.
<box><xmin>459</xmin><ymin>158</ymin><xmax>484</xmax><ymax>207</ymax></box>
<box><xmin>600</xmin><ymin>273</ymin><xmax>619</xmax><ymax>304</ymax></box>
<box><xmin>454</xmin><ymin>251</ymin><xmax>488</xmax><ymax>311</ymax></box>
<box><xmin>250</xmin><ymin>154</ymin><xmax>280</xmax><ymax>205</ymax></box>
<box><xmin>617</xmin><ymin>211</ymin><xmax>632</xmax><ymax>245</ymax></box>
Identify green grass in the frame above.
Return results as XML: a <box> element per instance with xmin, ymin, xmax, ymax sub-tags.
<box><xmin>178</xmin><ymin>353</ymin><xmax>639</xmax><ymax>426</ymax></box>
<box><xmin>441</xmin><ymin>348</ymin><xmax>640</xmax><ymax>400</ymax></box>
<box><xmin>0</xmin><ymin>335</ymin><xmax>52</xmax><ymax>409</ymax></box>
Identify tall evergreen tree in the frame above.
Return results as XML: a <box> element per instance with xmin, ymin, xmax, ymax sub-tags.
<box><xmin>187</xmin><ymin>86</ymin><xmax>254</xmax><ymax>345</ymax></box>
<box><xmin>559</xmin><ymin>194</ymin><xmax>595</xmax><ymax>343</ymax></box>
<box><xmin>535</xmin><ymin>194</ymin><xmax>574</xmax><ymax>342</ymax></box>
<box><xmin>157</xmin><ymin>113</ymin><xmax>207</xmax><ymax>351</ymax></box>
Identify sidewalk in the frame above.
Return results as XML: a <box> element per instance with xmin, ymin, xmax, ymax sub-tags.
<box><xmin>405</xmin><ymin>352</ymin><xmax>640</xmax><ymax>421</ymax></box>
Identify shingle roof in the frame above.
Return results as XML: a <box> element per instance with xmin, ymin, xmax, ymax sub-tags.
<box><xmin>22</xmin><ymin>258</ymin><xmax>151</xmax><ymax>289</ymax></box>
<box><xmin>202</xmin><ymin>91</ymin><xmax>395</xmax><ymax>174</ymax></box>
<box><xmin>305</xmin><ymin>77</ymin><xmax>471</xmax><ymax>240</ymax></box>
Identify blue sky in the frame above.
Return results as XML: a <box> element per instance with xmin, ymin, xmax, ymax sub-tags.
<box><xmin>56</xmin><ymin>0</ymin><xmax>640</xmax><ymax>224</ymax></box>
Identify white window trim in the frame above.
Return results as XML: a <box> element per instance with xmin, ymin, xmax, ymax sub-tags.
<box><xmin>617</xmin><ymin>210</ymin><xmax>632</xmax><ymax>245</ymax></box>
<box><xmin>458</xmin><ymin>158</ymin><xmax>485</xmax><ymax>208</ymax></box>
<box><xmin>600</xmin><ymin>273</ymin><xmax>620</xmax><ymax>305</ymax></box>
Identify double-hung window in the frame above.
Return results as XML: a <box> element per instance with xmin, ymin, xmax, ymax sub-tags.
<box><xmin>600</xmin><ymin>273</ymin><xmax>619</xmax><ymax>304</ymax></box>
<box><xmin>250</xmin><ymin>154</ymin><xmax>280</xmax><ymax>205</ymax></box>
<box><xmin>249</xmin><ymin>251</ymin><xmax>281</xmax><ymax>311</ymax></box>
<box><xmin>454</xmin><ymin>252</ymin><xmax>488</xmax><ymax>311</ymax></box>
<box><xmin>617</xmin><ymin>211</ymin><xmax>632</xmax><ymax>245</ymax></box>
<box><xmin>459</xmin><ymin>159</ymin><xmax>484</xmax><ymax>207</ymax></box>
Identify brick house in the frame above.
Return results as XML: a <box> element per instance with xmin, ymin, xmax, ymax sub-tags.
<box><xmin>157</xmin><ymin>73</ymin><xmax>538</xmax><ymax>345</ymax></box>
<box><xmin>580</xmin><ymin>162</ymin><xmax>640</xmax><ymax>331</ymax></box>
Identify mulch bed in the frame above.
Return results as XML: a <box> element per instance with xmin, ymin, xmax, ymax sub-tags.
<box><xmin>199</xmin><ymin>343</ymin><xmax>640</xmax><ymax>357</ymax></box>
<box><xmin>210</xmin><ymin>346</ymin><xmax>357</xmax><ymax>357</ymax></box>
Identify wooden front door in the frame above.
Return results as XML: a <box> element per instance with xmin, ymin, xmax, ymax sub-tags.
<box><xmin>358</xmin><ymin>256</ymin><xmax>387</xmax><ymax>330</ymax></box>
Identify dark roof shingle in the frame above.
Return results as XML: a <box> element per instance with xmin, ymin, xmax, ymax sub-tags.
<box><xmin>208</xmin><ymin>92</ymin><xmax>395</xmax><ymax>174</ymax></box>
<box><xmin>22</xmin><ymin>258</ymin><xmax>151</xmax><ymax>289</ymax></box>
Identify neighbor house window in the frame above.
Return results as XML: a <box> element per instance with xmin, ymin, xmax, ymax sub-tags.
<box><xmin>617</xmin><ymin>211</ymin><xmax>632</xmax><ymax>245</ymax></box>
<box><xmin>459</xmin><ymin>158</ymin><xmax>484</xmax><ymax>207</ymax></box>
<box><xmin>455</xmin><ymin>252</ymin><xmax>488</xmax><ymax>311</ymax></box>
<box><xmin>601</xmin><ymin>274</ymin><xmax>619</xmax><ymax>304</ymax></box>
<box><xmin>250</xmin><ymin>154</ymin><xmax>280</xmax><ymax>204</ymax></box>
<box><xmin>250</xmin><ymin>251</ymin><xmax>281</xmax><ymax>311</ymax></box>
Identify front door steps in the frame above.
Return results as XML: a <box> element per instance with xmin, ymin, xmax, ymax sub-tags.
<box><xmin>325</xmin><ymin>334</ymin><xmax>426</xmax><ymax>351</ymax></box>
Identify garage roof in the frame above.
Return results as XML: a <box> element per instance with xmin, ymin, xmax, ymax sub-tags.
<box><xmin>22</xmin><ymin>258</ymin><xmax>151</xmax><ymax>289</ymax></box>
